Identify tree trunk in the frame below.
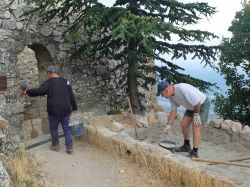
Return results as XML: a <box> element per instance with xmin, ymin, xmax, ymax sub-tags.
<box><xmin>127</xmin><ymin>64</ymin><xmax>142</xmax><ymax>114</ymax></box>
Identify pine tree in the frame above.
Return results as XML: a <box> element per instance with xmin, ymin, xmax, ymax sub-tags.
<box><xmin>23</xmin><ymin>0</ymin><xmax>219</xmax><ymax>113</ymax></box>
<box><xmin>214</xmin><ymin>2</ymin><xmax>250</xmax><ymax>125</ymax></box>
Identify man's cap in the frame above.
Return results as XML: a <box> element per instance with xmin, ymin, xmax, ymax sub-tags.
<box><xmin>157</xmin><ymin>81</ymin><xmax>169</xmax><ymax>96</ymax></box>
<box><xmin>46</xmin><ymin>65</ymin><xmax>59</xmax><ymax>74</ymax></box>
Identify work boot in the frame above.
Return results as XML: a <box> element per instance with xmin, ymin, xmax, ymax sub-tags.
<box><xmin>66</xmin><ymin>147</ymin><xmax>73</xmax><ymax>154</ymax></box>
<box><xmin>49</xmin><ymin>145</ymin><xmax>60</xmax><ymax>152</ymax></box>
<box><xmin>188</xmin><ymin>150</ymin><xmax>198</xmax><ymax>158</ymax></box>
<box><xmin>175</xmin><ymin>145</ymin><xmax>191</xmax><ymax>153</ymax></box>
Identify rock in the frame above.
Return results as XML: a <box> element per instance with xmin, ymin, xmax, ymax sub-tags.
<box><xmin>0</xmin><ymin>117</ymin><xmax>8</xmax><ymax>130</ymax></box>
<box><xmin>241</xmin><ymin>125</ymin><xmax>250</xmax><ymax>137</ymax></box>
<box><xmin>146</xmin><ymin>101</ymin><xmax>164</xmax><ymax>112</ymax></box>
<box><xmin>221</xmin><ymin>119</ymin><xmax>233</xmax><ymax>131</ymax></box>
<box><xmin>109</xmin><ymin>121</ymin><xmax>123</xmax><ymax>132</ymax></box>
<box><xmin>133</xmin><ymin>115</ymin><xmax>142</xmax><ymax>128</ymax></box>
<box><xmin>16</xmin><ymin>22</ymin><xmax>23</xmax><ymax>30</ymax></box>
<box><xmin>39</xmin><ymin>25</ymin><xmax>52</xmax><ymax>36</ymax></box>
<box><xmin>155</xmin><ymin>111</ymin><xmax>168</xmax><ymax>125</ymax></box>
<box><xmin>136</xmin><ymin>115</ymin><xmax>149</xmax><ymax>128</ymax></box>
<box><xmin>119</xmin><ymin>169</ymin><xmax>125</xmax><ymax>173</ymax></box>
<box><xmin>148</xmin><ymin>114</ymin><xmax>158</xmax><ymax>125</ymax></box>
<box><xmin>0</xmin><ymin>161</ymin><xmax>10</xmax><ymax>187</ymax></box>
<box><xmin>0</xmin><ymin>131</ymin><xmax>6</xmax><ymax>139</ymax></box>
<box><xmin>3</xmin><ymin>11</ymin><xmax>11</xmax><ymax>19</ymax></box>
<box><xmin>241</xmin><ymin>125</ymin><xmax>250</xmax><ymax>144</ymax></box>
<box><xmin>230</xmin><ymin>122</ymin><xmax>242</xmax><ymax>133</ymax></box>
<box><xmin>58</xmin><ymin>43</ymin><xmax>70</xmax><ymax>51</ymax></box>
<box><xmin>1</xmin><ymin>20</ymin><xmax>16</xmax><ymax>30</ymax></box>
<box><xmin>208</xmin><ymin>119</ymin><xmax>223</xmax><ymax>128</ymax></box>
<box><xmin>122</xmin><ymin>123</ymin><xmax>132</xmax><ymax>129</ymax></box>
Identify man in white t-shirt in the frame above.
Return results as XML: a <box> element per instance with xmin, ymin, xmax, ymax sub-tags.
<box><xmin>157</xmin><ymin>81</ymin><xmax>210</xmax><ymax>158</ymax></box>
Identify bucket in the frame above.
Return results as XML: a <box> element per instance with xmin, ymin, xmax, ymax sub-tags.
<box><xmin>69</xmin><ymin>121</ymin><xmax>85</xmax><ymax>136</ymax></box>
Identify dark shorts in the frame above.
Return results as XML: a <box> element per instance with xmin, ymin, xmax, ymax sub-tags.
<box><xmin>184</xmin><ymin>97</ymin><xmax>210</xmax><ymax>124</ymax></box>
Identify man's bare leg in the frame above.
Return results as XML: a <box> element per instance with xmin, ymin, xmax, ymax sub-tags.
<box><xmin>175</xmin><ymin>116</ymin><xmax>193</xmax><ymax>152</ymax></box>
<box><xmin>192</xmin><ymin>125</ymin><xmax>201</xmax><ymax>148</ymax></box>
<box><xmin>181</xmin><ymin>116</ymin><xmax>192</xmax><ymax>140</ymax></box>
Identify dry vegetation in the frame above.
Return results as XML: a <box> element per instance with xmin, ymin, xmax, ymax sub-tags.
<box><xmin>6</xmin><ymin>150</ymin><xmax>52</xmax><ymax>187</ymax></box>
<box><xmin>85</xmin><ymin>124</ymin><xmax>234</xmax><ymax>187</ymax></box>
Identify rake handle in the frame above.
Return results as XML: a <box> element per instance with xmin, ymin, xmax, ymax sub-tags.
<box><xmin>209</xmin><ymin>156</ymin><xmax>250</xmax><ymax>165</ymax></box>
<box><xmin>193</xmin><ymin>157</ymin><xmax>250</xmax><ymax>168</ymax></box>
<box><xmin>127</xmin><ymin>97</ymin><xmax>138</xmax><ymax>140</ymax></box>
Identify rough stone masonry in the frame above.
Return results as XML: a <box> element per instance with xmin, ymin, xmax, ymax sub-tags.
<box><xmin>0</xmin><ymin>0</ymin><xmax>153</xmax><ymax>137</ymax></box>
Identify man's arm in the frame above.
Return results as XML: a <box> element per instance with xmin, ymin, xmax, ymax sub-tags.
<box><xmin>193</xmin><ymin>101</ymin><xmax>201</xmax><ymax>113</ymax></box>
<box><xmin>162</xmin><ymin>109</ymin><xmax>177</xmax><ymax>134</ymax></box>
<box><xmin>168</xmin><ymin>109</ymin><xmax>177</xmax><ymax>125</ymax></box>
<box><xmin>26</xmin><ymin>80</ymin><xmax>51</xmax><ymax>97</ymax></box>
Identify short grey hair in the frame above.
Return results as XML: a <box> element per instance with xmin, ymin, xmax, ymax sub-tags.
<box><xmin>46</xmin><ymin>65</ymin><xmax>59</xmax><ymax>74</ymax></box>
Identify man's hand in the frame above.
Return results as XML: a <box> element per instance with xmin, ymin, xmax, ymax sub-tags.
<box><xmin>163</xmin><ymin>124</ymin><xmax>171</xmax><ymax>134</ymax></box>
<box><xmin>20</xmin><ymin>89</ymin><xmax>27</xmax><ymax>96</ymax></box>
<box><xmin>193</xmin><ymin>113</ymin><xmax>201</xmax><ymax>127</ymax></box>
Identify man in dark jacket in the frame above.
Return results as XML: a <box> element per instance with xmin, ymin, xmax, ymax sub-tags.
<box><xmin>24</xmin><ymin>65</ymin><xmax>77</xmax><ymax>154</ymax></box>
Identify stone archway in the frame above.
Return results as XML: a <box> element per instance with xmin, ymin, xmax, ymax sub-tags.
<box><xmin>17</xmin><ymin>44</ymin><xmax>53</xmax><ymax>134</ymax></box>
<box><xmin>28</xmin><ymin>44</ymin><xmax>53</xmax><ymax>133</ymax></box>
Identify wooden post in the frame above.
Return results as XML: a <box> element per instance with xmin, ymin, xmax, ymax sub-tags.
<box><xmin>127</xmin><ymin>97</ymin><xmax>138</xmax><ymax>140</ymax></box>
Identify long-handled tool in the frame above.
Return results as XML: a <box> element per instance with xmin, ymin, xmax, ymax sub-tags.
<box><xmin>159</xmin><ymin>140</ymin><xmax>176</xmax><ymax>153</ymax></box>
<box><xmin>25</xmin><ymin>96</ymin><xmax>39</xmax><ymax>139</ymax></box>
<box><xmin>192</xmin><ymin>157</ymin><xmax>250</xmax><ymax>168</ymax></box>
<box><xmin>209</xmin><ymin>156</ymin><xmax>250</xmax><ymax>166</ymax></box>
<box><xmin>126</xmin><ymin>97</ymin><xmax>138</xmax><ymax>140</ymax></box>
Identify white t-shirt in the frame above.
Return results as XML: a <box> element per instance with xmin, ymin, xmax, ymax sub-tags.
<box><xmin>170</xmin><ymin>83</ymin><xmax>206</xmax><ymax>111</ymax></box>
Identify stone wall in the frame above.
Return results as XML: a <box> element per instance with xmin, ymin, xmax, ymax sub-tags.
<box><xmin>0</xmin><ymin>0</ymin><xmax>152</xmax><ymax>136</ymax></box>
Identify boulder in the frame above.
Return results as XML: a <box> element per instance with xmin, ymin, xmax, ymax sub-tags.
<box><xmin>148</xmin><ymin>114</ymin><xmax>158</xmax><ymax>125</ymax></box>
<box><xmin>0</xmin><ymin>117</ymin><xmax>8</xmax><ymax>130</ymax></box>
<box><xmin>155</xmin><ymin>111</ymin><xmax>168</xmax><ymax>125</ymax></box>
<box><xmin>241</xmin><ymin>125</ymin><xmax>250</xmax><ymax>137</ymax></box>
<box><xmin>221</xmin><ymin>119</ymin><xmax>233</xmax><ymax>131</ymax></box>
<box><xmin>208</xmin><ymin>119</ymin><xmax>223</xmax><ymax>128</ymax></box>
<box><xmin>0</xmin><ymin>161</ymin><xmax>10</xmax><ymax>187</ymax></box>
<box><xmin>138</xmin><ymin>116</ymin><xmax>149</xmax><ymax>128</ymax></box>
<box><xmin>109</xmin><ymin>121</ymin><xmax>123</xmax><ymax>132</ymax></box>
<box><xmin>230</xmin><ymin>122</ymin><xmax>243</xmax><ymax>133</ymax></box>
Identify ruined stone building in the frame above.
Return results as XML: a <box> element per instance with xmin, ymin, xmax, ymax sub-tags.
<box><xmin>0</xmin><ymin>0</ymin><xmax>153</xmax><ymax>137</ymax></box>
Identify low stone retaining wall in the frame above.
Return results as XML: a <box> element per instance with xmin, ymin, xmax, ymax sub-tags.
<box><xmin>208</xmin><ymin>119</ymin><xmax>250</xmax><ymax>149</ymax></box>
<box><xmin>84</xmin><ymin>124</ymin><xmax>234</xmax><ymax>187</ymax></box>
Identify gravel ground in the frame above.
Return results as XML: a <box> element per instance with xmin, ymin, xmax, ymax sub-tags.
<box><xmin>29</xmin><ymin>138</ymin><xmax>176</xmax><ymax>187</ymax></box>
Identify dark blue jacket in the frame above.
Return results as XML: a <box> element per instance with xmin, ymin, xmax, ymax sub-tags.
<box><xmin>27</xmin><ymin>77</ymin><xmax>77</xmax><ymax>116</ymax></box>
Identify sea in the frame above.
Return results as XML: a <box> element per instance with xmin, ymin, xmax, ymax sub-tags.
<box><xmin>156</xmin><ymin>59</ymin><xmax>227</xmax><ymax>120</ymax></box>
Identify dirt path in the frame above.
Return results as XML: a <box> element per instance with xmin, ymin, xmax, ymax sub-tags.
<box><xmin>28</xmin><ymin>138</ymin><xmax>175</xmax><ymax>187</ymax></box>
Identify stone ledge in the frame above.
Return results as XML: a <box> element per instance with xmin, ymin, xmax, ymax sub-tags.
<box><xmin>84</xmin><ymin>124</ymin><xmax>234</xmax><ymax>187</ymax></box>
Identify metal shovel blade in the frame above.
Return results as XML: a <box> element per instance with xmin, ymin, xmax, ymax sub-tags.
<box><xmin>159</xmin><ymin>140</ymin><xmax>176</xmax><ymax>153</ymax></box>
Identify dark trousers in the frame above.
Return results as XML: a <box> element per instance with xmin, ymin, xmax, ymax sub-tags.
<box><xmin>48</xmin><ymin>114</ymin><xmax>73</xmax><ymax>149</ymax></box>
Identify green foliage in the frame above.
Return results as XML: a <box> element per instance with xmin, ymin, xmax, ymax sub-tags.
<box><xmin>214</xmin><ymin>2</ymin><xmax>250</xmax><ymax>126</ymax></box>
<box><xmin>23</xmin><ymin>0</ymin><xmax>219</xmax><ymax>113</ymax></box>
